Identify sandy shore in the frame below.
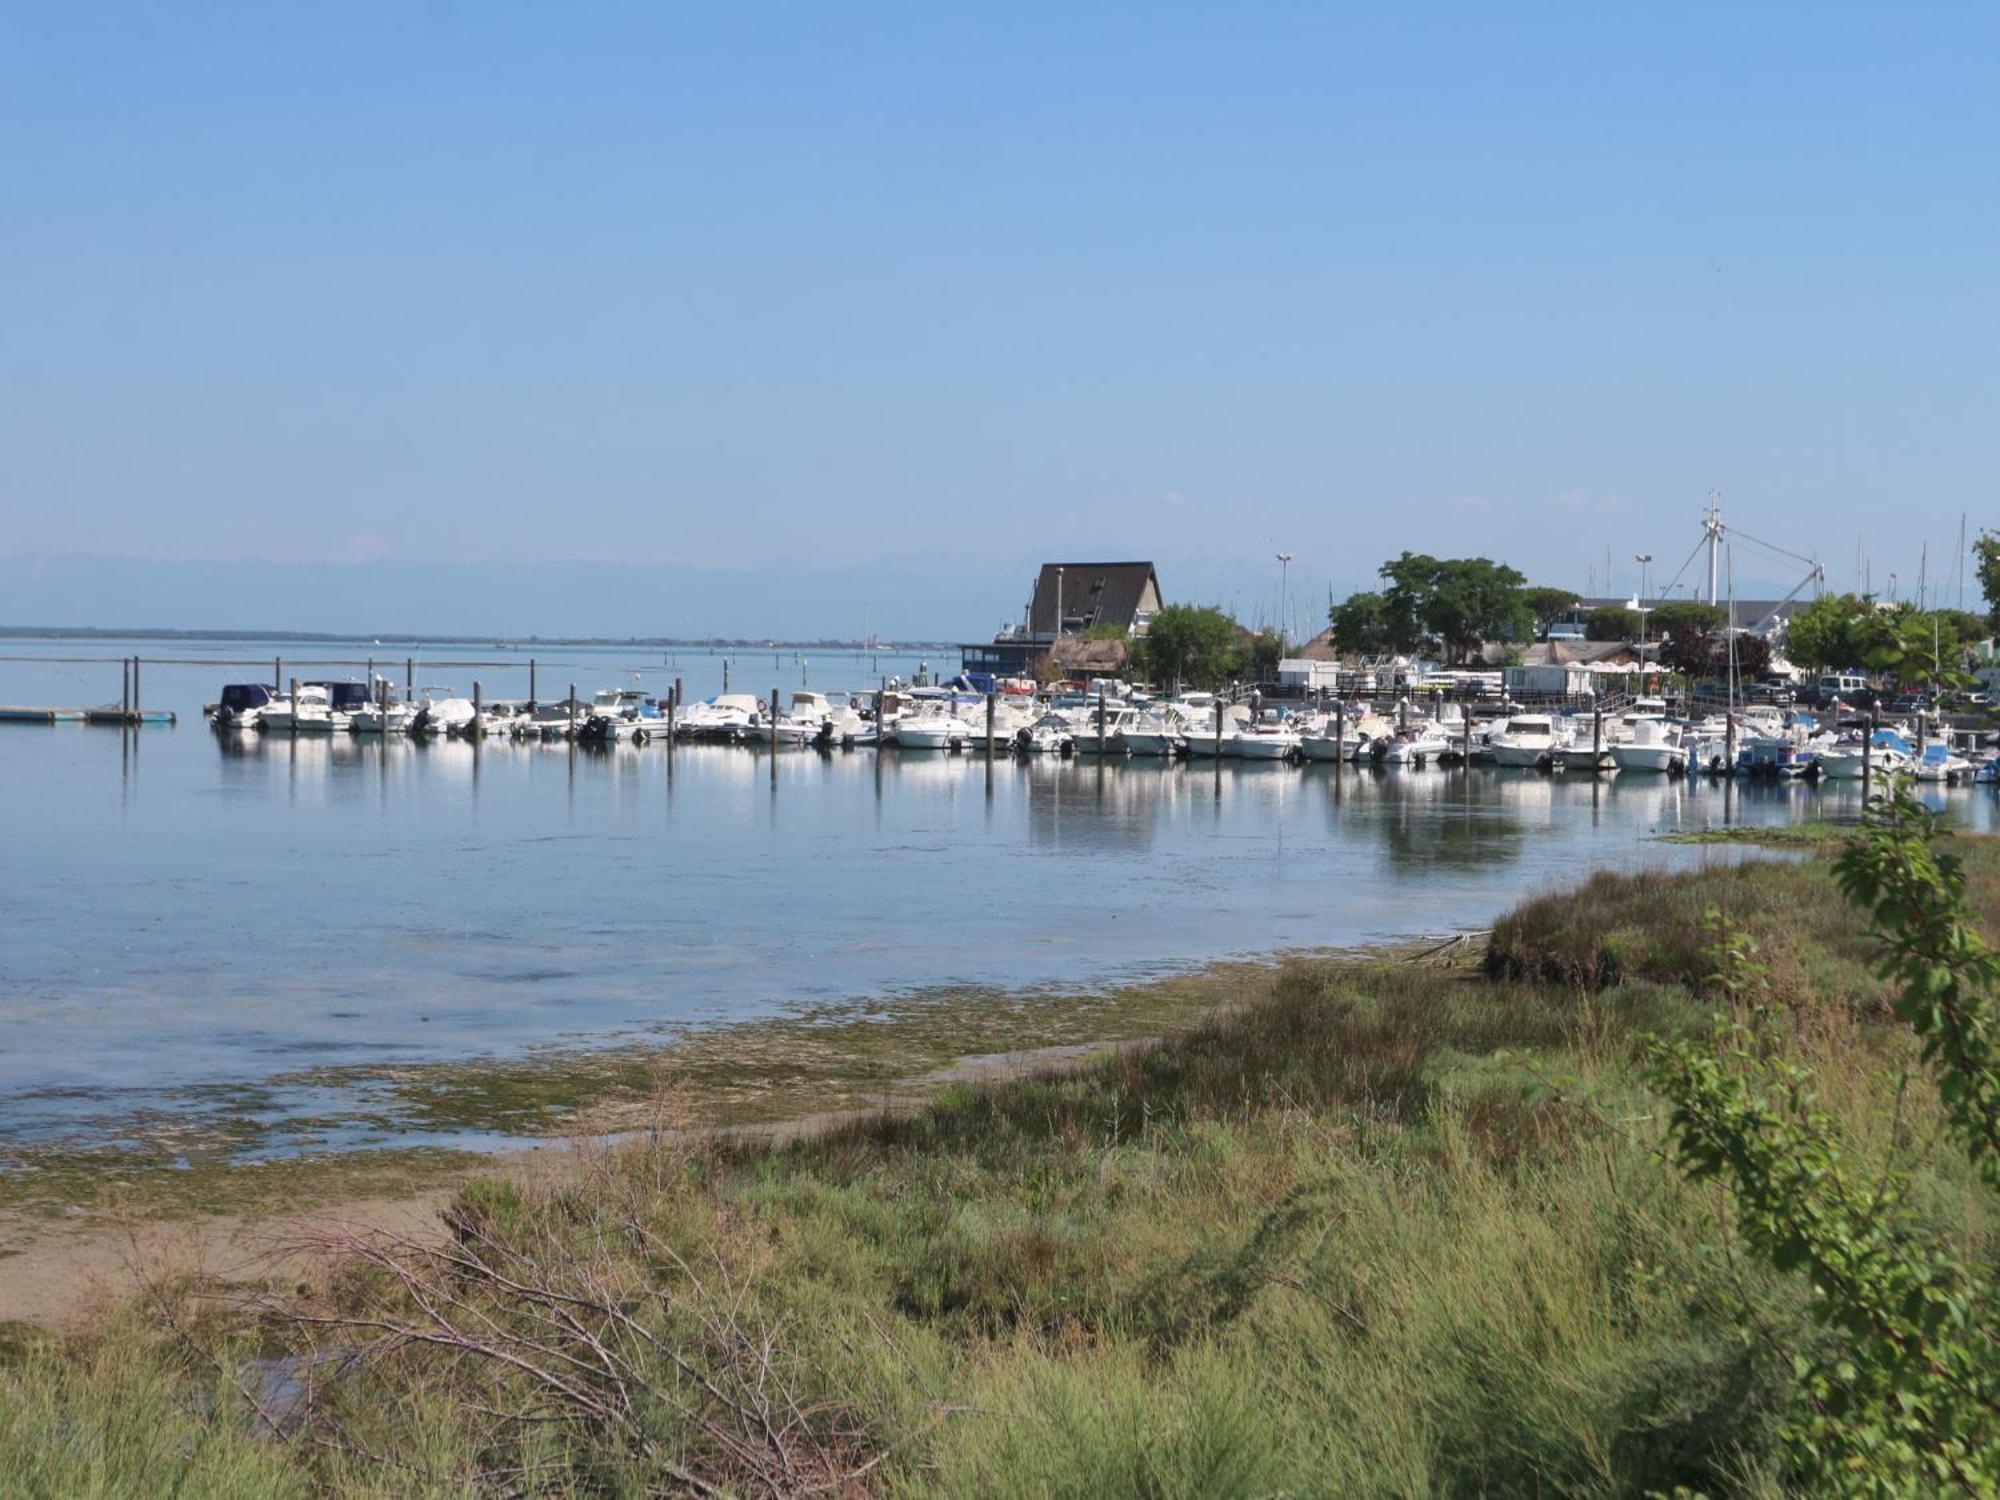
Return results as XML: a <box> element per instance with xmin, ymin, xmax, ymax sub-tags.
<box><xmin>0</xmin><ymin>1039</ymin><xmax>1141</xmax><ymax>1330</ymax></box>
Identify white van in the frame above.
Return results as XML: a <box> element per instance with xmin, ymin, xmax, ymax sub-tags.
<box><xmin>1816</xmin><ymin>673</ymin><xmax>1868</xmax><ymax>701</ymax></box>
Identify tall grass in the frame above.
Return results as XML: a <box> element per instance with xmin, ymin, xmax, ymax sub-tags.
<box><xmin>3</xmin><ymin>848</ymin><xmax>1993</xmax><ymax>1495</ymax></box>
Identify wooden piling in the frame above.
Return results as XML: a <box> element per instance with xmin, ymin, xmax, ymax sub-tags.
<box><xmin>723</xmin><ymin>658</ymin><xmax>731</xmax><ymax>694</ymax></box>
<box><xmin>289</xmin><ymin>677</ymin><xmax>300</xmax><ymax>736</ymax></box>
<box><xmin>132</xmin><ymin>657</ymin><xmax>141</xmax><ymax>717</ymax></box>
<box><xmin>770</xmin><ymin>687</ymin><xmax>780</xmax><ymax>750</ymax></box>
<box><xmin>472</xmin><ymin>681</ymin><xmax>483</xmax><ymax>739</ymax></box>
<box><xmin>1863</xmin><ymin>712</ymin><xmax>1875</xmax><ymax>801</ymax></box>
<box><xmin>1097</xmin><ymin>690</ymin><xmax>1107</xmax><ymax>754</ymax></box>
<box><xmin>1335</xmin><ymin>699</ymin><xmax>1346</xmax><ymax>765</ymax></box>
<box><xmin>985</xmin><ymin>692</ymin><xmax>996</xmax><ymax>762</ymax></box>
<box><xmin>568</xmin><ymin>682</ymin><xmax>577</xmax><ymax>744</ymax></box>
<box><xmin>274</xmin><ymin>656</ymin><xmax>282</xmax><ymax>694</ymax></box>
<box><xmin>1724</xmin><ymin>713</ymin><xmax>1736</xmax><ymax>778</ymax></box>
<box><xmin>1592</xmin><ymin>707</ymin><xmax>1602</xmax><ymax>761</ymax></box>
<box><xmin>529</xmin><ymin>658</ymin><xmax>537</xmax><ymax>707</ymax></box>
<box><xmin>406</xmin><ymin>658</ymin><xmax>413</xmax><ymax>700</ymax></box>
<box><xmin>121</xmin><ymin>658</ymin><xmax>131</xmax><ymax>717</ymax></box>
<box><xmin>1462</xmin><ymin>707</ymin><xmax>1472</xmax><ymax>764</ymax></box>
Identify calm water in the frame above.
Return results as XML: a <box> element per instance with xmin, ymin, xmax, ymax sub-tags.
<box><xmin>3</xmin><ymin>636</ymin><xmax>1993</xmax><ymax>1157</ymax></box>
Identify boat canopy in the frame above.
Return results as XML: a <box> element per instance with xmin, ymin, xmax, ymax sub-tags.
<box><xmin>219</xmin><ymin>684</ymin><xmax>276</xmax><ymax>711</ymax></box>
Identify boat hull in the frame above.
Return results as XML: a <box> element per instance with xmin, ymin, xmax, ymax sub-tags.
<box><xmin>1610</xmin><ymin>744</ymin><xmax>1684</xmax><ymax>773</ymax></box>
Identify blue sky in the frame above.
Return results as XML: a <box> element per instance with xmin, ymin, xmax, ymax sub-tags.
<box><xmin>3</xmin><ymin>3</ymin><xmax>1995</xmax><ymax>637</ymax></box>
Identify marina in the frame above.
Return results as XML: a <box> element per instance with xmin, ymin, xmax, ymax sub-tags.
<box><xmin>3</xmin><ymin>633</ymin><xmax>1997</xmax><ymax>1162</ymax></box>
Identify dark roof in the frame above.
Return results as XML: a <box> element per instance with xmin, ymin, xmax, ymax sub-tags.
<box><xmin>1029</xmin><ymin>562</ymin><xmax>1160</xmax><ymax>637</ymax></box>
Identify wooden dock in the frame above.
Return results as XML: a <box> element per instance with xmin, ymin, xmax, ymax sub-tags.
<box><xmin>0</xmin><ymin>707</ymin><xmax>177</xmax><ymax>725</ymax></box>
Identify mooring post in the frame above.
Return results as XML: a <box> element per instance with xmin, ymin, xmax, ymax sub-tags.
<box><xmin>120</xmin><ymin>657</ymin><xmax>130</xmax><ymax>717</ymax></box>
<box><xmin>1463</xmin><ymin>706</ymin><xmax>1472</xmax><ymax>764</ymax></box>
<box><xmin>568</xmin><ymin>682</ymin><xmax>577</xmax><ymax>744</ymax></box>
<box><xmin>1593</xmin><ymin>706</ymin><xmax>1603</xmax><ymax>761</ymax></box>
<box><xmin>1097</xmin><ymin>690</ymin><xmax>1107</xmax><ymax>754</ymax></box>
<box><xmin>472</xmin><ymin>680</ymin><xmax>483</xmax><ymax>738</ymax></box>
<box><xmin>1214</xmin><ymin>700</ymin><xmax>1223</xmax><ymax>757</ymax></box>
<box><xmin>1863</xmin><ymin>712</ymin><xmax>1876</xmax><ymax>801</ymax></box>
<box><xmin>1335</xmin><ymin>698</ymin><xmax>1346</xmax><ymax>765</ymax></box>
<box><xmin>723</xmin><ymin>658</ymin><xmax>731</xmax><ymax>694</ymax></box>
<box><xmin>770</xmin><ymin>687</ymin><xmax>780</xmax><ymax>750</ymax></box>
<box><xmin>1724</xmin><ymin>712</ymin><xmax>1736</xmax><ymax>779</ymax></box>
<box><xmin>274</xmin><ymin>656</ymin><xmax>282</xmax><ymax>694</ymax></box>
<box><xmin>986</xmin><ymin>692</ymin><xmax>996</xmax><ymax>762</ymax></box>
<box><xmin>529</xmin><ymin>658</ymin><xmax>537</xmax><ymax>707</ymax></box>
<box><xmin>289</xmin><ymin>677</ymin><xmax>301</xmax><ymax>736</ymax></box>
<box><xmin>666</xmin><ymin>689</ymin><xmax>676</xmax><ymax>749</ymax></box>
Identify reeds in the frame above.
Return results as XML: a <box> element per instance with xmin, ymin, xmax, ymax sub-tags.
<box><xmin>5</xmin><ymin>847</ymin><xmax>1995</xmax><ymax>1496</ymax></box>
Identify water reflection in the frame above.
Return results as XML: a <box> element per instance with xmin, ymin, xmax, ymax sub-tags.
<box><xmin>7</xmin><ymin>715</ymin><xmax>2000</xmax><ymax>1152</ymax></box>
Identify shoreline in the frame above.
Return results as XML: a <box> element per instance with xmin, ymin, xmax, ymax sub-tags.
<box><xmin>0</xmin><ymin>938</ymin><xmax>1481</xmax><ymax>1329</ymax></box>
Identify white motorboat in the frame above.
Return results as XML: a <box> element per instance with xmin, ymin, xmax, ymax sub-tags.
<box><xmin>351</xmin><ymin>700</ymin><xmax>416</xmax><ymax>735</ymax></box>
<box><xmin>1609</xmin><ymin>718</ymin><xmax>1688</xmax><ymax>773</ymax></box>
<box><xmin>409</xmin><ymin>687</ymin><xmax>476</xmax><ymax>737</ymax></box>
<box><xmin>210</xmin><ymin>682</ymin><xmax>280</xmax><ymax>730</ymax></box>
<box><xmin>1236</xmin><ymin>716</ymin><xmax>1302</xmax><ymax>761</ymax></box>
<box><xmin>259</xmin><ymin>683</ymin><xmax>331</xmax><ymax>734</ymax></box>
<box><xmin>1488</xmin><ymin>713</ymin><xmax>1562</xmax><ymax>769</ymax></box>
<box><xmin>1072</xmin><ymin>703</ymin><xmax>1138</xmax><ymax>755</ymax></box>
<box><xmin>677</xmin><ymin>693</ymin><xmax>762</xmax><ymax>741</ymax></box>
<box><xmin>1184</xmin><ymin>704</ymin><xmax>1252</xmax><ymax>759</ymax></box>
<box><xmin>1818</xmin><ymin>728</ymin><xmax>1914</xmax><ymax>781</ymax></box>
<box><xmin>894</xmin><ymin>702</ymin><xmax>976</xmax><ymax>750</ymax></box>
<box><xmin>1297</xmin><ymin>709</ymin><xmax>1384</xmax><ymax>763</ymax></box>
<box><xmin>1372</xmin><ymin>722</ymin><xmax>1450</xmax><ymax>766</ymax></box>
<box><xmin>1914</xmin><ymin>742</ymin><xmax>1975</xmax><ymax>783</ymax></box>
<box><xmin>1014</xmin><ymin>711</ymin><xmax>1078</xmax><ymax>755</ymax></box>
<box><xmin>1556</xmin><ymin>720</ymin><xmax>1617</xmax><ymax>773</ymax></box>
<box><xmin>1113</xmin><ymin>707</ymin><xmax>1185</xmax><ymax>757</ymax></box>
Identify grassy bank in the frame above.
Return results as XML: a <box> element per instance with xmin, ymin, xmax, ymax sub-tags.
<box><xmin>3</xmin><ymin>846</ymin><xmax>1994</xmax><ymax>1496</ymax></box>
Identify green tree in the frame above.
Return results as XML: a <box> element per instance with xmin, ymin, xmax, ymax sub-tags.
<box><xmin>1519</xmin><ymin>587</ymin><xmax>1582</xmax><ymax>640</ymax></box>
<box><xmin>1133</xmin><ymin>604</ymin><xmax>1243</xmax><ymax>690</ymax></box>
<box><xmin>1860</xmin><ymin>607</ymin><xmax>1975</xmax><ymax>695</ymax></box>
<box><xmin>1377</xmin><ymin>553</ymin><xmax>1531</xmax><ymax>664</ymax></box>
<box><xmin>1648</xmin><ymin>787</ymin><xmax>2000</xmax><ymax>1494</ymax></box>
<box><xmin>1783</xmin><ymin>593</ymin><xmax>1872</xmax><ymax>672</ymax></box>
<box><xmin>1648</xmin><ymin>601</ymin><xmax>1728</xmax><ymax>641</ymax></box>
<box><xmin>1245</xmin><ymin>628</ymin><xmax>1285</xmax><ymax>682</ymax></box>
<box><xmin>1326</xmin><ymin>590</ymin><xmax>1409</xmax><ymax>657</ymax></box>
<box><xmin>1975</xmin><ymin>531</ymin><xmax>2000</xmax><ymax>628</ymax></box>
<box><xmin>1583</xmin><ymin>605</ymin><xmax>1641</xmax><ymax>641</ymax></box>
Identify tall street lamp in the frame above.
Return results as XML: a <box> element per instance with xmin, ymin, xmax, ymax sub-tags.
<box><xmin>1276</xmin><ymin>553</ymin><xmax>1293</xmax><ymax>645</ymax></box>
<box><xmin>1635</xmin><ymin>553</ymin><xmax>1652</xmax><ymax>644</ymax></box>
